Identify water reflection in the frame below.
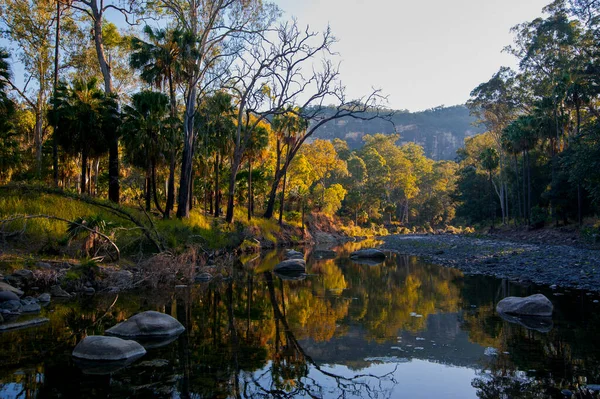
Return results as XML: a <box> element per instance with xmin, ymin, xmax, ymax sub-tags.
<box><xmin>1</xmin><ymin>241</ymin><xmax>600</xmax><ymax>398</ymax></box>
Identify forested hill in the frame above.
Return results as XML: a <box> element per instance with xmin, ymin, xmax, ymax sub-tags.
<box><xmin>310</xmin><ymin>105</ymin><xmax>484</xmax><ymax>160</ymax></box>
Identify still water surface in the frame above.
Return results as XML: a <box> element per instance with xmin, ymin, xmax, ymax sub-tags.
<box><xmin>1</xmin><ymin>241</ymin><xmax>600</xmax><ymax>398</ymax></box>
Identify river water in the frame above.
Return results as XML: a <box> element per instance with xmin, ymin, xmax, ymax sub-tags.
<box><xmin>1</xmin><ymin>240</ymin><xmax>600</xmax><ymax>398</ymax></box>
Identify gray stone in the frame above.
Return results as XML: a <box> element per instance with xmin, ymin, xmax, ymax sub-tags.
<box><xmin>284</xmin><ymin>249</ymin><xmax>304</xmax><ymax>260</ymax></box>
<box><xmin>0</xmin><ymin>291</ymin><xmax>20</xmax><ymax>302</ymax></box>
<box><xmin>0</xmin><ymin>313</ymin><xmax>3</xmax><ymax>323</ymax></box>
<box><xmin>36</xmin><ymin>262</ymin><xmax>52</xmax><ymax>269</ymax></box>
<box><xmin>0</xmin><ymin>282</ymin><xmax>23</xmax><ymax>296</ymax></box>
<box><xmin>350</xmin><ymin>249</ymin><xmax>386</xmax><ymax>260</ymax></box>
<box><xmin>72</xmin><ymin>335</ymin><xmax>146</xmax><ymax>361</ymax></box>
<box><xmin>0</xmin><ymin>317</ymin><xmax>49</xmax><ymax>331</ymax></box>
<box><xmin>37</xmin><ymin>293</ymin><xmax>51</xmax><ymax>303</ymax></box>
<box><xmin>498</xmin><ymin>312</ymin><xmax>553</xmax><ymax>333</ymax></box>
<box><xmin>50</xmin><ymin>285</ymin><xmax>71</xmax><ymax>298</ymax></box>
<box><xmin>12</xmin><ymin>269</ymin><xmax>34</xmax><ymax>281</ymax></box>
<box><xmin>195</xmin><ymin>273</ymin><xmax>212</xmax><ymax>282</ymax></box>
<box><xmin>496</xmin><ymin>294</ymin><xmax>553</xmax><ymax>317</ymax></box>
<box><xmin>274</xmin><ymin>259</ymin><xmax>306</xmax><ymax>273</ymax></box>
<box><xmin>83</xmin><ymin>287</ymin><xmax>95</xmax><ymax>295</ymax></box>
<box><xmin>21</xmin><ymin>297</ymin><xmax>41</xmax><ymax>313</ymax></box>
<box><xmin>0</xmin><ymin>299</ymin><xmax>22</xmax><ymax>313</ymax></box>
<box><xmin>106</xmin><ymin>311</ymin><xmax>185</xmax><ymax>338</ymax></box>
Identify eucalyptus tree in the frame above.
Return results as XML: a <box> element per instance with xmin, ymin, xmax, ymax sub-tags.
<box><xmin>49</xmin><ymin>77</ymin><xmax>119</xmax><ymax>194</ymax></box>
<box><xmin>66</xmin><ymin>0</ymin><xmax>147</xmax><ymax>203</ymax></box>
<box><xmin>0</xmin><ymin>49</ymin><xmax>19</xmax><ymax>182</ymax></box>
<box><xmin>0</xmin><ymin>0</ymin><xmax>56</xmax><ymax>177</ymax></box>
<box><xmin>121</xmin><ymin>90</ymin><xmax>171</xmax><ymax>214</ymax></box>
<box><xmin>130</xmin><ymin>26</ymin><xmax>184</xmax><ymax>218</ymax></box>
<box><xmin>155</xmin><ymin>0</ymin><xmax>277</xmax><ymax>218</ymax></box>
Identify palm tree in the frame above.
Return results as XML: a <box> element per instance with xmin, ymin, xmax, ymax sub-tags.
<box><xmin>196</xmin><ymin>92</ymin><xmax>236</xmax><ymax>217</ymax></box>
<box><xmin>0</xmin><ymin>49</ymin><xmax>18</xmax><ymax>181</ymax></box>
<box><xmin>130</xmin><ymin>26</ymin><xmax>184</xmax><ymax>218</ymax></box>
<box><xmin>49</xmin><ymin>78</ymin><xmax>119</xmax><ymax>194</ymax></box>
<box><xmin>121</xmin><ymin>90</ymin><xmax>171</xmax><ymax>214</ymax></box>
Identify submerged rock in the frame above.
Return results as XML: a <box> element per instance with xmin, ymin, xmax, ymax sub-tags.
<box><xmin>0</xmin><ymin>291</ymin><xmax>20</xmax><ymax>303</ymax></box>
<box><xmin>72</xmin><ymin>335</ymin><xmax>146</xmax><ymax>363</ymax></box>
<box><xmin>50</xmin><ymin>285</ymin><xmax>71</xmax><ymax>298</ymax></box>
<box><xmin>274</xmin><ymin>269</ymin><xmax>306</xmax><ymax>281</ymax></box>
<box><xmin>350</xmin><ymin>249</ymin><xmax>386</xmax><ymax>260</ymax></box>
<box><xmin>496</xmin><ymin>293</ymin><xmax>553</xmax><ymax>317</ymax></box>
<box><xmin>20</xmin><ymin>297</ymin><xmax>41</xmax><ymax>313</ymax></box>
<box><xmin>0</xmin><ymin>282</ymin><xmax>24</xmax><ymax>296</ymax></box>
<box><xmin>0</xmin><ymin>317</ymin><xmax>49</xmax><ymax>331</ymax></box>
<box><xmin>313</xmin><ymin>249</ymin><xmax>337</xmax><ymax>260</ymax></box>
<box><xmin>284</xmin><ymin>249</ymin><xmax>304</xmax><ymax>260</ymax></box>
<box><xmin>274</xmin><ymin>259</ymin><xmax>306</xmax><ymax>273</ymax></box>
<box><xmin>498</xmin><ymin>312</ymin><xmax>553</xmax><ymax>333</ymax></box>
<box><xmin>105</xmin><ymin>310</ymin><xmax>185</xmax><ymax>339</ymax></box>
<box><xmin>37</xmin><ymin>293</ymin><xmax>51</xmax><ymax>303</ymax></box>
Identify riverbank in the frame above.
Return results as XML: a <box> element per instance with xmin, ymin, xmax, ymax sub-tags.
<box><xmin>381</xmin><ymin>234</ymin><xmax>600</xmax><ymax>292</ymax></box>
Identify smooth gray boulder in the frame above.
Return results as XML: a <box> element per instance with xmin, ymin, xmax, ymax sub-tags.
<box><xmin>12</xmin><ymin>269</ymin><xmax>34</xmax><ymax>281</ymax></box>
<box><xmin>0</xmin><ymin>291</ymin><xmax>20</xmax><ymax>303</ymax></box>
<box><xmin>72</xmin><ymin>335</ymin><xmax>146</xmax><ymax>361</ymax></box>
<box><xmin>496</xmin><ymin>294</ymin><xmax>553</xmax><ymax>317</ymax></box>
<box><xmin>0</xmin><ymin>282</ymin><xmax>23</xmax><ymax>296</ymax></box>
<box><xmin>0</xmin><ymin>299</ymin><xmax>22</xmax><ymax>313</ymax></box>
<box><xmin>37</xmin><ymin>293</ymin><xmax>51</xmax><ymax>303</ymax></box>
<box><xmin>106</xmin><ymin>311</ymin><xmax>185</xmax><ymax>338</ymax></box>
<box><xmin>497</xmin><ymin>312</ymin><xmax>553</xmax><ymax>333</ymax></box>
<box><xmin>350</xmin><ymin>249</ymin><xmax>386</xmax><ymax>260</ymax></box>
<box><xmin>0</xmin><ymin>317</ymin><xmax>49</xmax><ymax>331</ymax></box>
<box><xmin>284</xmin><ymin>249</ymin><xmax>304</xmax><ymax>260</ymax></box>
<box><xmin>50</xmin><ymin>285</ymin><xmax>71</xmax><ymax>298</ymax></box>
<box><xmin>274</xmin><ymin>259</ymin><xmax>306</xmax><ymax>273</ymax></box>
<box><xmin>20</xmin><ymin>297</ymin><xmax>41</xmax><ymax>313</ymax></box>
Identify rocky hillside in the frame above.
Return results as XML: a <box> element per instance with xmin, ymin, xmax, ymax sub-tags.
<box><xmin>310</xmin><ymin>105</ymin><xmax>484</xmax><ymax>160</ymax></box>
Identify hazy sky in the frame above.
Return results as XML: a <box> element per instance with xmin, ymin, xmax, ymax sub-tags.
<box><xmin>274</xmin><ymin>0</ymin><xmax>550</xmax><ymax>111</ymax></box>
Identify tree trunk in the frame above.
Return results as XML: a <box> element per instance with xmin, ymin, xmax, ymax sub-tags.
<box><xmin>214</xmin><ymin>154</ymin><xmax>220</xmax><ymax>217</ymax></box>
<box><xmin>177</xmin><ymin>101</ymin><xmax>195</xmax><ymax>218</ymax></box>
<box><xmin>152</xmin><ymin>162</ymin><xmax>165</xmax><ymax>216</ymax></box>
<box><xmin>278</xmin><ymin>168</ymin><xmax>288</xmax><ymax>226</ymax></box>
<box><xmin>165</xmin><ymin>149</ymin><xmax>176</xmax><ymax>219</ymax></box>
<box><xmin>52</xmin><ymin>0</ymin><xmax>60</xmax><ymax>186</ymax></box>
<box><xmin>93</xmin><ymin>158</ymin><xmax>100</xmax><ymax>196</ymax></box>
<box><xmin>34</xmin><ymin>104</ymin><xmax>43</xmax><ymax>178</ymax></box>
<box><xmin>145</xmin><ymin>163</ymin><xmax>152</xmax><ymax>212</ymax></box>
<box><xmin>247</xmin><ymin>158</ymin><xmax>252</xmax><ymax>221</ymax></box>
<box><xmin>81</xmin><ymin>149</ymin><xmax>88</xmax><ymax>194</ymax></box>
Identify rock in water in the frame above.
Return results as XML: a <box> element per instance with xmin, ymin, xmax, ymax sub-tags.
<box><xmin>37</xmin><ymin>293</ymin><xmax>51</xmax><ymax>303</ymax></box>
<box><xmin>105</xmin><ymin>311</ymin><xmax>185</xmax><ymax>338</ymax></box>
<box><xmin>274</xmin><ymin>259</ymin><xmax>306</xmax><ymax>272</ymax></box>
<box><xmin>350</xmin><ymin>249</ymin><xmax>386</xmax><ymax>260</ymax></box>
<box><xmin>20</xmin><ymin>297</ymin><xmax>41</xmax><ymax>313</ymax></box>
<box><xmin>0</xmin><ymin>291</ymin><xmax>20</xmax><ymax>303</ymax></box>
<box><xmin>0</xmin><ymin>282</ymin><xmax>24</xmax><ymax>296</ymax></box>
<box><xmin>496</xmin><ymin>294</ymin><xmax>553</xmax><ymax>317</ymax></box>
<box><xmin>50</xmin><ymin>285</ymin><xmax>71</xmax><ymax>298</ymax></box>
<box><xmin>72</xmin><ymin>335</ymin><xmax>146</xmax><ymax>361</ymax></box>
<box><xmin>284</xmin><ymin>249</ymin><xmax>304</xmax><ymax>260</ymax></box>
<box><xmin>0</xmin><ymin>317</ymin><xmax>49</xmax><ymax>331</ymax></box>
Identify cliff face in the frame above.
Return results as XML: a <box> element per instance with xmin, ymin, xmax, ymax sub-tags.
<box><xmin>309</xmin><ymin>105</ymin><xmax>484</xmax><ymax>160</ymax></box>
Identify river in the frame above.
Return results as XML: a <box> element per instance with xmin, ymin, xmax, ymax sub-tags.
<box><xmin>1</xmin><ymin>240</ymin><xmax>600</xmax><ymax>398</ymax></box>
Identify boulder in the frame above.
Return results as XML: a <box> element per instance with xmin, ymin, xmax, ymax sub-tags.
<box><xmin>20</xmin><ymin>297</ymin><xmax>41</xmax><ymax>313</ymax></box>
<box><xmin>0</xmin><ymin>282</ymin><xmax>24</xmax><ymax>296</ymax></box>
<box><xmin>0</xmin><ymin>291</ymin><xmax>20</xmax><ymax>303</ymax></box>
<box><xmin>12</xmin><ymin>269</ymin><xmax>34</xmax><ymax>281</ymax></box>
<box><xmin>274</xmin><ymin>259</ymin><xmax>306</xmax><ymax>273</ymax></box>
<box><xmin>195</xmin><ymin>273</ymin><xmax>213</xmax><ymax>282</ymax></box>
<box><xmin>72</xmin><ymin>335</ymin><xmax>146</xmax><ymax>361</ymax></box>
<box><xmin>36</xmin><ymin>262</ymin><xmax>52</xmax><ymax>269</ymax></box>
<box><xmin>37</xmin><ymin>293</ymin><xmax>51</xmax><ymax>303</ymax></box>
<box><xmin>50</xmin><ymin>285</ymin><xmax>71</xmax><ymax>298</ymax></box>
<box><xmin>496</xmin><ymin>294</ymin><xmax>553</xmax><ymax>317</ymax></box>
<box><xmin>106</xmin><ymin>311</ymin><xmax>185</xmax><ymax>338</ymax></box>
<box><xmin>350</xmin><ymin>249</ymin><xmax>386</xmax><ymax>260</ymax></box>
<box><xmin>0</xmin><ymin>299</ymin><xmax>22</xmax><ymax>313</ymax></box>
<box><xmin>0</xmin><ymin>317</ymin><xmax>49</xmax><ymax>331</ymax></box>
<box><xmin>284</xmin><ymin>249</ymin><xmax>304</xmax><ymax>260</ymax></box>
<box><xmin>497</xmin><ymin>312</ymin><xmax>553</xmax><ymax>333</ymax></box>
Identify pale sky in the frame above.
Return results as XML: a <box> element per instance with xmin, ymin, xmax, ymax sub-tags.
<box><xmin>274</xmin><ymin>0</ymin><xmax>550</xmax><ymax>111</ymax></box>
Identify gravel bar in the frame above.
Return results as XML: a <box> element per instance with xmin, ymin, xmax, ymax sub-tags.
<box><xmin>381</xmin><ymin>234</ymin><xmax>600</xmax><ymax>292</ymax></box>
